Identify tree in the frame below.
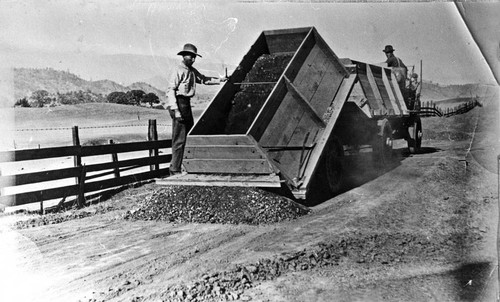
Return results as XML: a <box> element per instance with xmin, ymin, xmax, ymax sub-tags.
<box><xmin>14</xmin><ymin>97</ymin><xmax>30</xmax><ymax>107</ymax></box>
<box><xmin>107</xmin><ymin>91</ymin><xmax>128</xmax><ymax>104</ymax></box>
<box><xmin>142</xmin><ymin>92</ymin><xmax>160</xmax><ymax>107</ymax></box>
<box><xmin>126</xmin><ymin>90</ymin><xmax>146</xmax><ymax>106</ymax></box>
<box><xmin>29</xmin><ymin>90</ymin><xmax>51</xmax><ymax>107</ymax></box>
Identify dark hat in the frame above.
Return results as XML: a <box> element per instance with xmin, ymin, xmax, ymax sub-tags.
<box><xmin>177</xmin><ymin>43</ymin><xmax>202</xmax><ymax>57</ymax></box>
<box><xmin>383</xmin><ymin>45</ymin><xmax>395</xmax><ymax>53</ymax></box>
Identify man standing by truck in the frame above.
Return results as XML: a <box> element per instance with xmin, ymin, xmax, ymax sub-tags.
<box><xmin>166</xmin><ymin>43</ymin><xmax>227</xmax><ymax>175</ymax></box>
<box><xmin>383</xmin><ymin>45</ymin><xmax>408</xmax><ymax>98</ymax></box>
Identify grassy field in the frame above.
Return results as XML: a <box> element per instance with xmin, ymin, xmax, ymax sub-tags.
<box><xmin>1</xmin><ymin>103</ymin><xmax>206</xmax><ymax>150</ymax></box>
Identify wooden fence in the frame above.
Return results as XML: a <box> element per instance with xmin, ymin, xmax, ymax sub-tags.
<box><xmin>418</xmin><ymin>99</ymin><xmax>481</xmax><ymax>118</ymax></box>
<box><xmin>0</xmin><ymin>119</ymin><xmax>171</xmax><ymax>211</ymax></box>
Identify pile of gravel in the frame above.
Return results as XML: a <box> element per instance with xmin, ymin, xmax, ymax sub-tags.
<box><xmin>225</xmin><ymin>53</ymin><xmax>294</xmax><ymax>134</ymax></box>
<box><xmin>123</xmin><ymin>186</ymin><xmax>309</xmax><ymax>225</ymax></box>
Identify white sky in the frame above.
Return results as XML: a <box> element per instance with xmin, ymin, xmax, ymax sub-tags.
<box><xmin>0</xmin><ymin>0</ymin><xmax>497</xmax><ymax>85</ymax></box>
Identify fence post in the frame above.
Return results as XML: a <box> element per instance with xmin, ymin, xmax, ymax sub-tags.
<box><xmin>148</xmin><ymin>119</ymin><xmax>159</xmax><ymax>172</ymax></box>
<box><xmin>77</xmin><ymin>165</ymin><xmax>86</xmax><ymax>208</ymax></box>
<box><xmin>72</xmin><ymin>126</ymin><xmax>84</xmax><ymax>207</ymax></box>
<box><xmin>109</xmin><ymin>140</ymin><xmax>120</xmax><ymax>178</ymax></box>
<box><xmin>72</xmin><ymin>126</ymin><xmax>81</xmax><ymax>167</ymax></box>
<box><xmin>40</xmin><ymin>193</ymin><xmax>44</xmax><ymax>215</ymax></box>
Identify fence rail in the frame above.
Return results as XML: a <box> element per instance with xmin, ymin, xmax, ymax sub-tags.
<box><xmin>416</xmin><ymin>99</ymin><xmax>480</xmax><ymax>118</ymax></box>
<box><xmin>0</xmin><ymin>119</ymin><xmax>171</xmax><ymax>211</ymax></box>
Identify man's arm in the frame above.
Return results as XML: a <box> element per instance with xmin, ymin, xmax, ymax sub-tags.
<box><xmin>166</xmin><ymin>70</ymin><xmax>181</xmax><ymax>111</ymax></box>
<box><xmin>193</xmin><ymin>68</ymin><xmax>227</xmax><ymax>85</ymax></box>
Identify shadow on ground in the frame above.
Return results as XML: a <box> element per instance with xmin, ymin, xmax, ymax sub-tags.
<box><xmin>301</xmin><ymin>145</ymin><xmax>442</xmax><ymax>207</ymax></box>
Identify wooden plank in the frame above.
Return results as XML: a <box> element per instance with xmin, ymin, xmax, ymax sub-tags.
<box><xmin>279</xmin><ymin>59</ymin><xmax>346</xmax><ymax>178</ymax></box>
<box><xmin>365</xmin><ymin>65</ymin><xmax>387</xmax><ymax>115</ymax></box>
<box><xmin>0</xmin><ymin>146</ymin><xmax>80</xmax><ymax>163</ymax></box>
<box><xmin>311</xmin><ymin>28</ymin><xmax>349</xmax><ymax>78</ymax></box>
<box><xmin>84</xmin><ymin>168</ymin><xmax>170</xmax><ymax>193</ymax></box>
<box><xmin>370</xmin><ymin>65</ymin><xmax>395</xmax><ymax>112</ymax></box>
<box><xmin>283</xmin><ymin>76</ymin><xmax>326</xmax><ymax>127</ymax></box>
<box><xmin>382</xmin><ymin>69</ymin><xmax>402</xmax><ymax>115</ymax></box>
<box><xmin>0</xmin><ymin>184</ymin><xmax>79</xmax><ymax>207</ymax></box>
<box><xmin>85</xmin><ymin>154</ymin><xmax>172</xmax><ymax>173</ymax></box>
<box><xmin>299</xmin><ymin>75</ymin><xmax>357</xmax><ymax>192</ymax></box>
<box><xmin>109</xmin><ymin>140</ymin><xmax>120</xmax><ymax>178</ymax></box>
<box><xmin>307</xmin><ymin>58</ymin><xmax>345</xmax><ymax>115</ymax></box>
<box><xmin>265</xmin><ymin>31</ymin><xmax>309</xmax><ymax>54</ymax></box>
<box><xmin>184</xmin><ymin>145</ymin><xmax>265</xmax><ymax>160</ymax></box>
<box><xmin>263</xmin><ymin>27</ymin><xmax>312</xmax><ymax>36</ymax></box>
<box><xmin>264</xmin><ymin>45</ymin><xmax>346</xmax><ymax>181</ymax></box>
<box><xmin>77</xmin><ymin>165</ymin><xmax>86</xmax><ymax>207</ymax></box>
<box><xmin>81</xmin><ymin>139</ymin><xmax>171</xmax><ymax>157</ymax></box>
<box><xmin>273</xmin><ymin>48</ymin><xmax>334</xmax><ymax>178</ymax></box>
<box><xmin>186</xmin><ymin>135</ymin><xmax>254</xmax><ymax>146</ymax></box>
<box><xmin>0</xmin><ymin>154</ymin><xmax>171</xmax><ymax>188</ymax></box>
<box><xmin>257</xmin><ymin>45</ymin><xmax>322</xmax><ymax>147</ymax></box>
<box><xmin>156</xmin><ymin>173</ymin><xmax>281</xmax><ymax>188</ymax></box>
<box><xmin>282</xmin><ymin>29</ymin><xmax>317</xmax><ymax>85</ymax></box>
<box><xmin>390</xmin><ymin>75</ymin><xmax>409</xmax><ymax>114</ymax></box>
<box><xmin>183</xmin><ymin>159</ymin><xmax>275</xmax><ymax>174</ymax></box>
<box><xmin>356</xmin><ymin>64</ymin><xmax>380</xmax><ymax>111</ymax></box>
<box><xmin>0</xmin><ymin>166</ymin><xmax>81</xmax><ymax>188</ymax></box>
<box><xmin>257</xmin><ymin>44</ymin><xmax>321</xmax><ymax>149</ymax></box>
<box><xmin>292</xmin><ymin>44</ymin><xmax>324</xmax><ymax>98</ymax></box>
<box><xmin>72</xmin><ymin>126</ymin><xmax>82</xmax><ymax>167</ymax></box>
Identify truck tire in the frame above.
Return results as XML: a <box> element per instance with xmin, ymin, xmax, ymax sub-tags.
<box><xmin>372</xmin><ymin>119</ymin><xmax>393</xmax><ymax>167</ymax></box>
<box><xmin>407</xmin><ymin>117</ymin><xmax>422</xmax><ymax>154</ymax></box>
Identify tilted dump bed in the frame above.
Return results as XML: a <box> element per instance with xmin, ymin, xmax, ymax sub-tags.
<box><xmin>158</xmin><ymin>27</ymin><xmax>411</xmax><ymax>199</ymax></box>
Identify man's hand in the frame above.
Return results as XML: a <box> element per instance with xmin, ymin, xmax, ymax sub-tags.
<box><xmin>174</xmin><ymin>109</ymin><xmax>183</xmax><ymax>120</ymax></box>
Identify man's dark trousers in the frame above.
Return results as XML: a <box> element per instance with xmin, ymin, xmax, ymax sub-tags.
<box><xmin>169</xmin><ymin>96</ymin><xmax>194</xmax><ymax>173</ymax></box>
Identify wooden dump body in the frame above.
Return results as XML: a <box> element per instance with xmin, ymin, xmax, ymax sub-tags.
<box><xmin>158</xmin><ymin>27</ymin><xmax>412</xmax><ymax>199</ymax></box>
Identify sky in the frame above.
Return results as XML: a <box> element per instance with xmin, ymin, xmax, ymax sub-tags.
<box><xmin>0</xmin><ymin>0</ymin><xmax>497</xmax><ymax>85</ymax></box>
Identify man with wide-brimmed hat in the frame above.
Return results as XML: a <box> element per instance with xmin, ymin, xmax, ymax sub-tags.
<box><xmin>383</xmin><ymin>45</ymin><xmax>408</xmax><ymax>98</ymax></box>
<box><xmin>166</xmin><ymin>43</ymin><xmax>227</xmax><ymax>175</ymax></box>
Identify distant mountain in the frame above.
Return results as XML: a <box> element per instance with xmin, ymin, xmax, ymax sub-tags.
<box><xmin>420</xmin><ymin>81</ymin><xmax>481</xmax><ymax>101</ymax></box>
<box><xmin>2</xmin><ymin>46</ymin><xmax>234</xmax><ymax>87</ymax></box>
<box><xmin>12</xmin><ymin>68</ymin><xmax>166</xmax><ymax>103</ymax></box>
<box><xmin>9</xmin><ymin>67</ymin><xmax>485</xmax><ymax>108</ymax></box>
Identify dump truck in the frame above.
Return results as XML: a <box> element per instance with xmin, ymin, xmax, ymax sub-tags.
<box><xmin>157</xmin><ymin>27</ymin><xmax>423</xmax><ymax>200</ymax></box>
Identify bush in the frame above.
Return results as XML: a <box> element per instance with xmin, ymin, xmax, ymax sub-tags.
<box><xmin>14</xmin><ymin>97</ymin><xmax>30</xmax><ymax>107</ymax></box>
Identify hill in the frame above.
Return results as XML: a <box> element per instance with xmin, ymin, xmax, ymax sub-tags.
<box><xmin>420</xmin><ymin>82</ymin><xmax>480</xmax><ymax>101</ymax></box>
<box><xmin>10</xmin><ymin>67</ymin><xmax>485</xmax><ymax>108</ymax></box>
<box><xmin>12</xmin><ymin>68</ymin><xmax>166</xmax><ymax>104</ymax></box>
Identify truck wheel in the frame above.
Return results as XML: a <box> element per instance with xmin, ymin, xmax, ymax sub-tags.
<box><xmin>407</xmin><ymin>117</ymin><xmax>422</xmax><ymax>154</ymax></box>
<box><xmin>323</xmin><ymin>137</ymin><xmax>344</xmax><ymax>194</ymax></box>
<box><xmin>373</xmin><ymin>119</ymin><xmax>393</xmax><ymax>167</ymax></box>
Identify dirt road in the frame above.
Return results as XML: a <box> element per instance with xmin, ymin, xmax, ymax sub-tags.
<box><xmin>1</xmin><ymin>92</ymin><xmax>499</xmax><ymax>302</ymax></box>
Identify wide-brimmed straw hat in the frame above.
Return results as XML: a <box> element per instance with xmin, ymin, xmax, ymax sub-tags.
<box><xmin>383</xmin><ymin>45</ymin><xmax>395</xmax><ymax>53</ymax></box>
<box><xmin>177</xmin><ymin>43</ymin><xmax>202</xmax><ymax>57</ymax></box>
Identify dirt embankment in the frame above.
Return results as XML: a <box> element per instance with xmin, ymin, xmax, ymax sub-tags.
<box><xmin>1</xmin><ymin>92</ymin><xmax>498</xmax><ymax>302</ymax></box>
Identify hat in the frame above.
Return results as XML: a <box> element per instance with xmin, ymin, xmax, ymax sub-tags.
<box><xmin>411</xmin><ymin>73</ymin><xmax>418</xmax><ymax>78</ymax></box>
<box><xmin>383</xmin><ymin>45</ymin><xmax>395</xmax><ymax>53</ymax></box>
<box><xmin>177</xmin><ymin>43</ymin><xmax>202</xmax><ymax>57</ymax></box>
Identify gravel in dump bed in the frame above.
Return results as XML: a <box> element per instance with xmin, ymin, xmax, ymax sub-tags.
<box><xmin>124</xmin><ymin>186</ymin><xmax>310</xmax><ymax>225</ymax></box>
<box><xmin>225</xmin><ymin>53</ymin><xmax>294</xmax><ymax>134</ymax></box>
